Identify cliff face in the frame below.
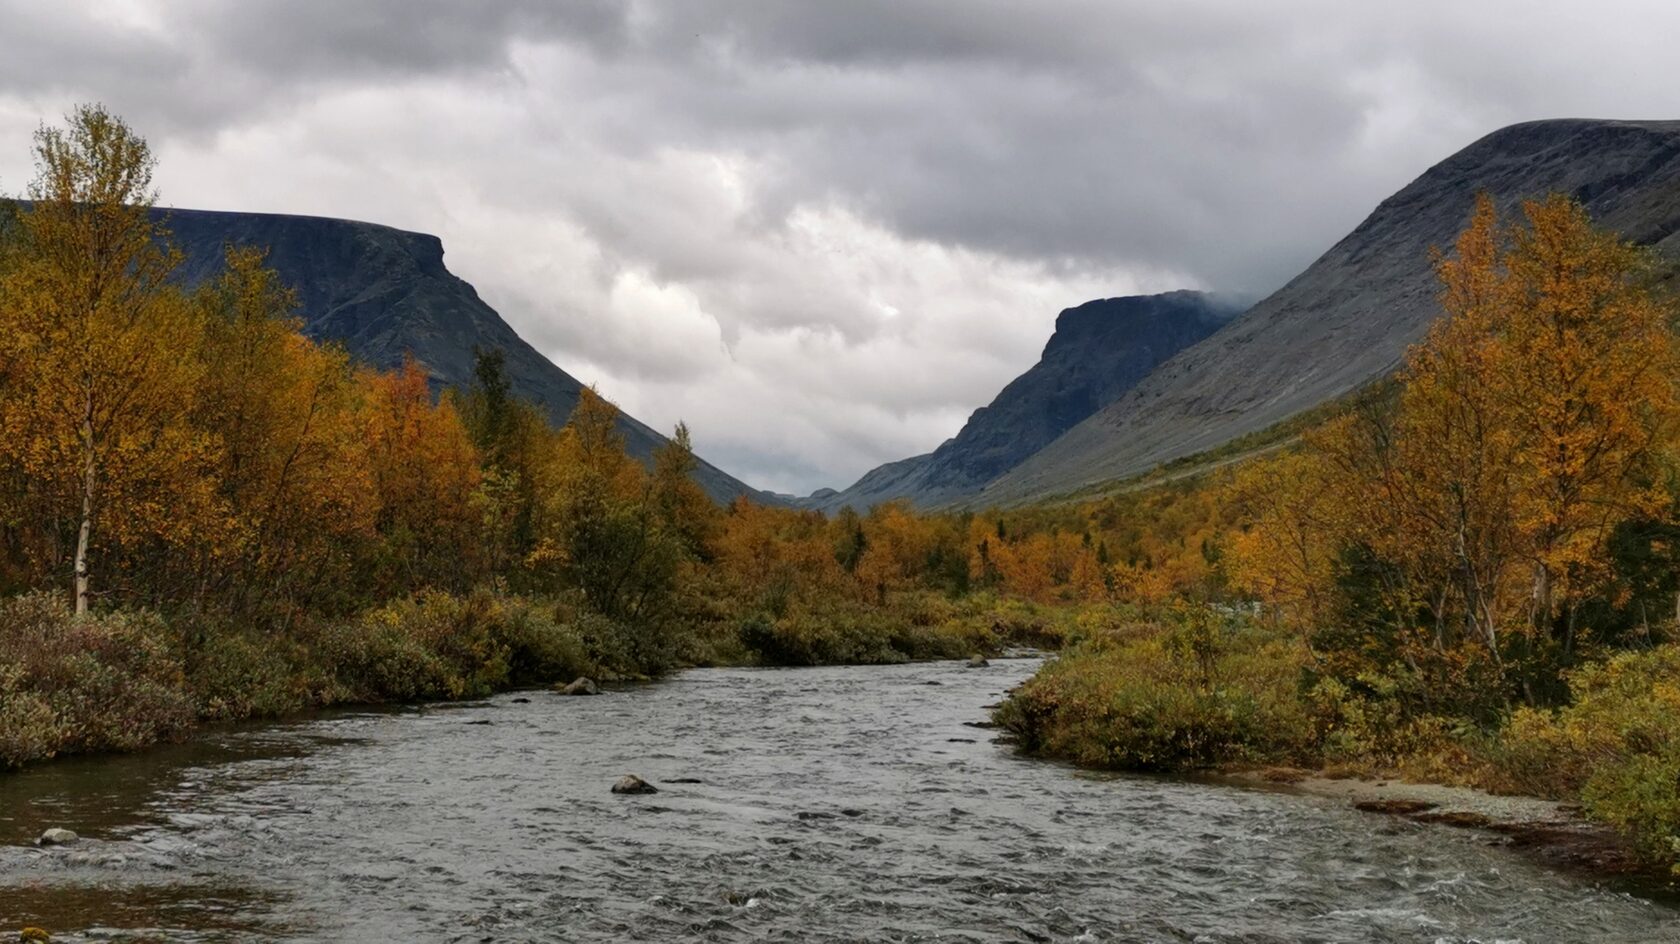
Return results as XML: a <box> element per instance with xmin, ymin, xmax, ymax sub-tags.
<box><xmin>159</xmin><ymin>208</ymin><xmax>770</xmax><ymax>504</ymax></box>
<box><xmin>804</xmin><ymin>290</ymin><xmax>1242</xmax><ymax>512</ymax></box>
<box><xmin>982</xmin><ymin>119</ymin><xmax>1680</xmax><ymax>504</ymax></box>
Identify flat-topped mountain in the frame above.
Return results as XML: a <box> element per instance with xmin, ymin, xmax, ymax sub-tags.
<box><xmin>804</xmin><ymin>290</ymin><xmax>1243</xmax><ymax>512</ymax></box>
<box><xmin>158</xmin><ymin>208</ymin><xmax>769</xmax><ymax>504</ymax></box>
<box><xmin>981</xmin><ymin>118</ymin><xmax>1680</xmax><ymax>504</ymax></box>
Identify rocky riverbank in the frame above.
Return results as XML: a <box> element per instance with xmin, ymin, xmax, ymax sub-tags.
<box><xmin>1217</xmin><ymin>768</ymin><xmax>1654</xmax><ymax>880</ymax></box>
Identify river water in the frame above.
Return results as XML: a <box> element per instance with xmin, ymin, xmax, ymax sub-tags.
<box><xmin>1</xmin><ymin>659</ymin><xmax>1676</xmax><ymax>942</ymax></box>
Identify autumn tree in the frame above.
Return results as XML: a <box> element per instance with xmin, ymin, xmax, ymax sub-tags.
<box><xmin>1225</xmin><ymin>448</ymin><xmax>1339</xmax><ymax>630</ymax></box>
<box><xmin>714</xmin><ymin>499</ymin><xmax>845</xmax><ymax>616</ymax></box>
<box><xmin>192</xmin><ymin>246</ymin><xmax>375</xmax><ymax>609</ymax></box>
<box><xmin>364</xmin><ymin>358</ymin><xmax>482</xmax><ymax>593</ymax></box>
<box><xmin>1275</xmin><ymin>193</ymin><xmax>1680</xmax><ymax>705</ymax></box>
<box><xmin>652</xmin><ymin>422</ymin><xmax>718</xmax><ymax>560</ymax></box>
<box><xmin>532</xmin><ymin>387</ymin><xmax>683</xmax><ymax>626</ymax></box>
<box><xmin>0</xmin><ymin>104</ymin><xmax>215</xmax><ymax>613</ymax></box>
<box><xmin>460</xmin><ymin>348</ymin><xmax>550</xmax><ymax>577</ymax></box>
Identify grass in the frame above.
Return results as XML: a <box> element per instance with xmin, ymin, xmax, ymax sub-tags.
<box><xmin>1041</xmin><ymin>377</ymin><xmax>1402</xmax><ymax>506</ymax></box>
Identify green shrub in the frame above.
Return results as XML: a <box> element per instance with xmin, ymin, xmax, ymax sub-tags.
<box><xmin>741</xmin><ymin>609</ymin><xmax>906</xmax><ymax>666</ymax></box>
<box><xmin>184</xmin><ymin>625</ymin><xmax>325</xmax><ymax>721</ymax></box>
<box><xmin>494</xmin><ymin>597</ymin><xmax>592</xmax><ymax>684</ymax></box>
<box><xmin>324</xmin><ymin>590</ymin><xmax>510</xmax><ymax>701</ymax></box>
<box><xmin>0</xmin><ymin>662</ymin><xmax>64</xmax><ymax>766</ymax></box>
<box><xmin>1305</xmin><ymin>673</ymin><xmax>1461</xmax><ymax>769</ymax></box>
<box><xmin>1486</xmin><ymin>645</ymin><xmax>1680</xmax><ymax>872</ymax></box>
<box><xmin>996</xmin><ymin>612</ymin><xmax>1317</xmax><ymax>771</ymax></box>
<box><xmin>0</xmin><ymin>586</ymin><xmax>692</xmax><ymax>770</ymax></box>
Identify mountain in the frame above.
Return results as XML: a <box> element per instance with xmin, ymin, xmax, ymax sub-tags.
<box><xmin>979</xmin><ymin>118</ymin><xmax>1680</xmax><ymax>504</ymax></box>
<box><xmin>804</xmin><ymin>290</ymin><xmax>1244</xmax><ymax>512</ymax></box>
<box><xmin>156</xmin><ymin>208</ymin><xmax>770</xmax><ymax>504</ymax></box>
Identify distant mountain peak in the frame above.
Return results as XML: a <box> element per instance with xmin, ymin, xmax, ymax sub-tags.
<box><xmin>980</xmin><ymin>117</ymin><xmax>1680</xmax><ymax>505</ymax></box>
<box><xmin>800</xmin><ymin>290</ymin><xmax>1243</xmax><ymax>512</ymax></box>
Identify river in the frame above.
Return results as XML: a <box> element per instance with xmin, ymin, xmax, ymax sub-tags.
<box><xmin>2</xmin><ymin>659</ymin><xmax>1676</xmax><ymax>942</ymax></box>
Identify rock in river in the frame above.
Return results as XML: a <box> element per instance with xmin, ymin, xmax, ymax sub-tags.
<box><xmin>556</xmin><ymin>677</ymin><xmax>600</xmax><ymax>696</ymax></box>
<box><xmin>612</xmin><ymin>775</ymin><xmax>659</xmax><ymax>795</ymax></box>
<box><xmin>36</xmin><ymin>828</ymin><xmax>78</xmax><ymax>846</ymax></box>
<box><xmin>967</xmin><ymin>655</ymin><xmax>989</xmax><ymax>668</ymax></box>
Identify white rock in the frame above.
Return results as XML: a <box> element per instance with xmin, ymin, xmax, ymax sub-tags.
<box><xmin>37</xmin><ymin>827</ymin><xmax>78</xmax><ymax>845</ymax></box>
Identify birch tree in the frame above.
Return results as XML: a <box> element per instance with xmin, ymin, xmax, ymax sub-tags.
<box><xmin>0</xmin><ymin>104</ymin><xmax>211</xmax><ymax>613</ymax></box>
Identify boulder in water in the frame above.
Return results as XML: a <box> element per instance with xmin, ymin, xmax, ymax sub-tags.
<box><xmin>966</xmin><ymin>655</ymin><xmax>989</xmax><ymax>668</ymax></box>
<box><xmin>20</xmin><ymin>928</ymin><xmax>52</xmax><ymax>943</ymax></box>
<box><xmin>556</xmin><ymin>677</ymin><xmax>600</xmax><ymax>696</ymax></box>
<box><xmin>612</xmin><ymin>774</ymin><xmax>658</xmax><ymax>795</ymax></box>
<box><xmin>36</xmin><ymin>828</ymin><xmax>77</xmax><ymax>846</ymax></box>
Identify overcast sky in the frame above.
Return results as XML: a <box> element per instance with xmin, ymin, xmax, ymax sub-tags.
<box><xmin>1</xmin><ymin>1</ymin><xmax>1675</xmax><ymax>494</ymax></box>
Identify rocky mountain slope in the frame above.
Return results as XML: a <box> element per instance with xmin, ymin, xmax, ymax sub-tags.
<box><xmin>981</xmin><ymin>118</ymin><xmax>1680</xmax><ymax>504</ymax></box>
<box><xmin>804</xmin><ymin>290</ymin><xmax>1243</xmax><ymax>512</ymax></box>
<box><xmin>159</xmin><ymin>208</ymin><xmax>769</xmax><ymax>504</ymax></box>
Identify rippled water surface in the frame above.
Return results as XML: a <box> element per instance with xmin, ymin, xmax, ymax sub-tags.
<box><xmin>2</xmin><ymin>659</ymin><xmax>1677</xmax><ymax>942</ymax></box>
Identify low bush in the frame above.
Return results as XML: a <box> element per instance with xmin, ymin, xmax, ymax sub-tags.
<box><xmin>741</xmin><ymin>608</ymin><xmax>916</xmax><ymax>666</ymax></box>
<box><xmin>734</xmin><ymin>591</ymin><xmax>1023</xmax><ymax>667</ymax></box>
<box><xmin>1482</xmin><ymin>645</ymin><xmax>1680</xmax><ymax>872</ymax></box>
<box><xmin>0</xmin><ymin>593</ymin><xmax>195</xmax><ymax>766</ymax></box>
<box><xmin>185</xmin><ymin>624</ymin><xmax>328</xmax><ymax>721</ymax></box>
<box><xmin>0</xmin><ymin>589</ymin><xmax>656</xmax><ymax>769</ymax></box>
<box><xmin>996</xmin><ymin>610</ymin><xmax>1317</xmax><ymax>771</ymax></box>
<box><xmin>1304</xmin><ymin>673</ymin><xmax>1462</xmax><ymax>771</ymax></box>
<box><xmin>325</xmin><ymin>590</ymin><xmax>623</xmax><ymax>700</ymax></box>
<box><xmin>494</xmin><ymin>597</ymin><xmax>594</xmax><ymax>684</ymax></box>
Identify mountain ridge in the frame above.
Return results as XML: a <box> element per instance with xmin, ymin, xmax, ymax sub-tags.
<box><xmin>979</xmin><ymin>118</ymin><xmax>1680</xmax><ymax>504</ymax></box>
<box><xmin>153</xmin><ymin>207</ymin><xmax>773</xmax><ymax>505</ymax></box>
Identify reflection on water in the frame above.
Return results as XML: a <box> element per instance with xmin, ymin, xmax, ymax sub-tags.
<box><xmin>0</xmin><ymin>725</ymin><xmax>371</xmax><ymax>847</ymax></box>
<box><xmin>2</xmin><ymin>661</ymin><xmax>1677</xmax><ymax>942</ymax></box>
<box><xmin>4</xmin><ymin>883</ymin><xmax>287</xmax><ymax>940</ymax></box>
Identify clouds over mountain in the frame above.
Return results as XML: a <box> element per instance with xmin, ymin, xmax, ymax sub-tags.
<box><xmin>2</xmin><ymin>1</ymin><xmax>1676</xmax><ymax>491</ymax></box>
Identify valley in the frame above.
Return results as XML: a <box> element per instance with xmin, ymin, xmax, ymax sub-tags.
<box><xmin>7</xmin><ymin>72</ymin><xmax>1680</xmax><ymax>944</ymax></box>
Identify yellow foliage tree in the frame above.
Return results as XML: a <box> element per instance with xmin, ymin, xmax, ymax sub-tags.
<box><xmin>0</xmin><ymin>104</ymin><xmax>218</xmax><ymax>612</ymax></box>
<box><xmin>194</xmin><ymin>247</ymin><xmax>376</xmax><ymax>606</ymax></box>
<box><xmin>1303</xmin><ymin>193</ymin><xmax>1678</xmax><ymax>691</ymax></box>
<box><xmin>1225</xmin><ymin>448</ymin><xmax>1339</xmax><ymax>629</ymax></box>
<box><xmin>364</xmin><ymin>358</ymin><xmax>482</xmax><ymax>592</ymax></box>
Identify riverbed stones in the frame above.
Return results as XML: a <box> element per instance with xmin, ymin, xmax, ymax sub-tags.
<box><xmin>35</xmin><ymin>828</ymin><xmax>77</xmax><ymax>846</ymax></box>
<box><xmin>966</xmin><ymin>655</ymin><xmax>989</xmax><ymax>668</ymax></box>
<box><xmin>612</xmin><ymin>775</ymin><xmax>658</xmax><ymax>795</ymax></box>
<box><xmin>556</xmin><ymin>677</ymin><xmax>599</xmax><ymax>696</ymax></box>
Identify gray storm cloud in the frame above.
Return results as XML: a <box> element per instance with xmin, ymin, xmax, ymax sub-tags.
<box><xmin>1</xmin><ymin>1</ymin><xmax>1675</xmax><ymax>493</ymax></box>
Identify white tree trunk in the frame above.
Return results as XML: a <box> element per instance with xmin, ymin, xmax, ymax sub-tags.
<box><xmin>74</xmin><ymin>391</ymin><xmax>94</xmax><ymax>616</ymax></box>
